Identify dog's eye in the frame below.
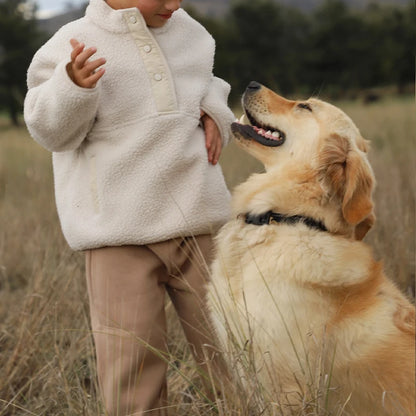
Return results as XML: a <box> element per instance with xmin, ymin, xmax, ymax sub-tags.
<box><xmin>297</xmin><ymin>103</ymin><xmax>312</xmax><ymax>112</ymax></box>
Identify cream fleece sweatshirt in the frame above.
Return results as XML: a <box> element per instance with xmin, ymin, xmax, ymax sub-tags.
<box><xmin>24</xmin><ymin>0</ymin><xmax>234</xmax><ymax>250</ymax></box>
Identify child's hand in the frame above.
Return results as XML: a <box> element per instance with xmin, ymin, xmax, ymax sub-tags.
<box><xmin>200</xmin><ymin>111</ymin><xmax>222</xmax><ymax>165</ymax></box>
<box><xmin>66</xmin><ymin>38</ymin><xmax>106</xmax><ymax>88</ymax></box>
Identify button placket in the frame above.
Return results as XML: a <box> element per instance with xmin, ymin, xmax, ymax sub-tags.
<box><xmin>124</xmin><ymin>11</ymin><xmax>177</xmax><ymax>113</ymax></box>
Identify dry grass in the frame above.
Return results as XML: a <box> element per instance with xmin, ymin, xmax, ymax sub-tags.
<box><xmin>0</xmin><ymin>96</ymin><xmax>414</xmax><ymax>415</ymax></box>
<box><xmin>340</xmin><ymin>98</ymin><xmax>415</xmax><ymax>297</ymax></box>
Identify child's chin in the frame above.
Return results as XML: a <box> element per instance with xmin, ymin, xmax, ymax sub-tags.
<box><xmin>146</xmin><ymin>17</ymin><xmax>169</xmax><ymax>28</ymax></box>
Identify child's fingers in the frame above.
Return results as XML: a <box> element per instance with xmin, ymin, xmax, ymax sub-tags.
<box><xmin>212</xmin><ymin>139</ymin><xmax>222</xmax><ymax>164</ymax></box>
<box><xmin>206</xmin><ymin>133</ymin><xmax>220</xmax><ymax>164</ymax></box>
<box><xmin>205</xmin><ymin>130</ymin><xmax>214</xmax><ymax>156</ymax></box>
<box><xmin>209</xmin><ymin>145</ymin><xmax>216</xmax><ymax>164</ymax></box>
<box><xmin>75</xmin><ymin>58</ymin><xmax>106</xmax><ymax>88</ymax></box>
<box><xmin>85</xmin><ymin>57</ymin><xmax>107</xmax><ymax>75</ymax></box>
<box><xmin>72</xmin><ymin>47</ymin><xmax>99</xmax><ymax>70</ymax></box>
<box><xmin>203</xmin><ymin>115</ymin><xmax>222</xmax><ymax>164</ymax></box>
<box><xmin>208</xmin><ymin>138</ymin><xmax>222</xmax><ymax>165</ymax></box>
<box><xmin>205</xmin><ymin>130</ymin><xmax>212</xmax><ymax>149</ymax></box>
<box><xmin>70</xmin><ymin>40</ymin><xmax>84</xmax><ymax>61</ymax></box>
<box><xmin>70</xmin><ymin>44</ymin><xmax>84</xmax><ymax>63</ymax></box>
<box><xmin>86</xmin><ymin>67</ymin><xmax>106</xmax><ymax>88</ymax></box>
<box><xmin>207</xmin><ymin>140</ymin><xmax>214</xmax><ymax>161</ymax></box>
<box><xmin>70</xmin><ymin>38</ymin><xmax>81</xmax><ymax>49</ymax></box>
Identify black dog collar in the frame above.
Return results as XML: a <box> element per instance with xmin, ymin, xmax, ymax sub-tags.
<box><xmin>244</xmin><ymin>211</ymin><xmax>327</xmax><ymax>233</ymax></box>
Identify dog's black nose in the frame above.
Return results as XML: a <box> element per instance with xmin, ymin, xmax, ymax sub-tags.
<box><xmin>246</xmin><ymin>81</ymin><xmax>262</xmax><ymax>92</ymax></box>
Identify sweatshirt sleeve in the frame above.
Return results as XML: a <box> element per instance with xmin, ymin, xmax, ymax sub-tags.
<box><xmin>200</xmin><ymin>76</ymin><xmax>235</xmax><ymax>146</ymax></box>
<box><xmin>24</xmin><ymin>47</ymin><xmax>100</xmax><ymax>153</ymax></box>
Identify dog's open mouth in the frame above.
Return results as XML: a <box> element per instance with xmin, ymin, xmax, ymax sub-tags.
<box><xmin>231</xmin><ymin>110</ymin><xmax>286</xmax><ymax>147</ymax></box>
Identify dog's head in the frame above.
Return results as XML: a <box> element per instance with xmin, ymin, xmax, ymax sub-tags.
<box><xmin>232</xmin><ymin>81</ymin><xmax>375</xmax><ymax>240</ymax></box>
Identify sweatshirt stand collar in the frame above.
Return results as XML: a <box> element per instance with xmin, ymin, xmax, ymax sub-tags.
<box><xmin>86</xmin><ymin>0</ymin><xmax>147</xmax><ymax>33</ymax></box>
<box><xmin>86</xmin><ymin>0</ymin><xmax>175</xmax><ymax>34</ymax></box>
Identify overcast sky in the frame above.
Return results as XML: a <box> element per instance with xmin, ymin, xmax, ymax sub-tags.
<box><xmin>33</xmin><ymin>0</ymin><xmax>86</xmax><ymax>18</ymax></box>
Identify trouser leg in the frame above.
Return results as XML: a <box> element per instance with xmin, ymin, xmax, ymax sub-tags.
<box><xmin>85</xmin><ymin>246</ymin><xmax>169</xmax><ymax>416</ymax></box>
<box><xmin>149</xmin><ymin>235</ymin><xmax>229</xmax><ymax>397</ymax></box>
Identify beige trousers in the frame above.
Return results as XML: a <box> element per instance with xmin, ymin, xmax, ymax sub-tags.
<box><xmin>85</xmin><ymin>235</ymin><xmax>220</xmax><ymax>416</ymax></box>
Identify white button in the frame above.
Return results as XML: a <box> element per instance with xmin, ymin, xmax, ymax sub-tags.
<box><xmin>143</xmin><ymin>45</ymin><xmax>152</xmax><ymax>53</ymax></box>
<box><xmin>154</xmin><ymin>74</ymin><xmax>162</xmax><ymax>81</ymax></box>
<box><xmin>129</xmin><ymin>16</ymin><xmax>137</xmax><ymax>23</ymax></box>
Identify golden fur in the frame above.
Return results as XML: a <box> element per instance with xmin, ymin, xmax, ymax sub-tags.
<box><xmin>207</xmin><ymin>83</ymin><xmax>415</xmax><ymax>415</ymax></box>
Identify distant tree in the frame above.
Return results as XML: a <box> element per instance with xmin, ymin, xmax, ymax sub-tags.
<box><xmin>394</xmin><ymin>2</ymin><xmax>416</xmax><ymax>92</ymax></box>
<box><xmin>365</xmin><ymin>2</ymin><xmax>415</xmax><ymax>92</ymax></box>
<box><xmin>202</xmin><ymin>0</ymin><xmax>311</xmax><ymax>102</ymax></box>
<box><xmin>0</xmin><ymin>0</ymin><xmax>47</xmax><ymax>125</ymax></box>
<box><xmin>305</xmin><ymin>0</ymin><xmax>377</xmax><ymax>96</ymax></box>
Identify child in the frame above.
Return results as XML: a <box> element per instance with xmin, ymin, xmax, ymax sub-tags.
<box><xmin>24</xmin><ymin>0</ymin><xmax>234</xmax><ymax>414</ymax></box>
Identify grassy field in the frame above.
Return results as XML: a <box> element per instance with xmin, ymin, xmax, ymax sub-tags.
<box><xmin>0</xmin><ymin>96</ymin><xmax>414</xmax><ymax>415</ymax></box>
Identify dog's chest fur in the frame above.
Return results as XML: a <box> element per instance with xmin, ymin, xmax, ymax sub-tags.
<box><xmin>208</xmin><ymin>219</ymin><xmax>391</xmax><ymax>395</ymax></box>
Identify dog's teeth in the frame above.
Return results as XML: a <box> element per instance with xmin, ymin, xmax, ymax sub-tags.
<box><xmin>239</xmin><ymin>114</ymin><xmax>247</xmax><ymax>124</ymax></box>
<box><xmin>272</xmin><ymin>131</ymin><xmax>280</xmax><ymax>138</ymax></box>
<box><xmin>266</xmin><ymin>130</ymin><xmax>272</xmax><ymax>136</ymax></box>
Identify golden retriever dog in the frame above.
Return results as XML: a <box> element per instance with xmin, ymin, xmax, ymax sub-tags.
<box><xmin>207</xmin><ymin>82</ymin><xmax>415</xmax><ymax>415</ymax></box>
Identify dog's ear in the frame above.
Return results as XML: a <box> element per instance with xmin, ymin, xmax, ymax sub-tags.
<box><xmin>319</xmin><ymin>134</ymin><xmax>375</xmax><ymax>239</ymax></box>
<box><xmin>354</xmin><ymin>212</ymin><xmax>376</xmax><ymax>240</ymax></box>
<box><xmin>342</xmin><ymin>147</ymin><xmax>375</xmax><ymax>239</ymax></box>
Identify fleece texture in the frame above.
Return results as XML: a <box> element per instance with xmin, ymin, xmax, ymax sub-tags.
<box><xmin>24</xmin><ymin>0</ymin><xmax>234</xmax><ymax>250</ymax></box>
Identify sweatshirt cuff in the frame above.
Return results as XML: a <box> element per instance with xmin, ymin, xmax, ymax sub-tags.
<box><xmin>24</xmin><ymin>60</ymin><xmax>101</xmax><ymax>152</ymax></box>
<box><xmin>200</xmin><ymin>77</ymin><xmax>235</xmax><ymax>146</ymax></box>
